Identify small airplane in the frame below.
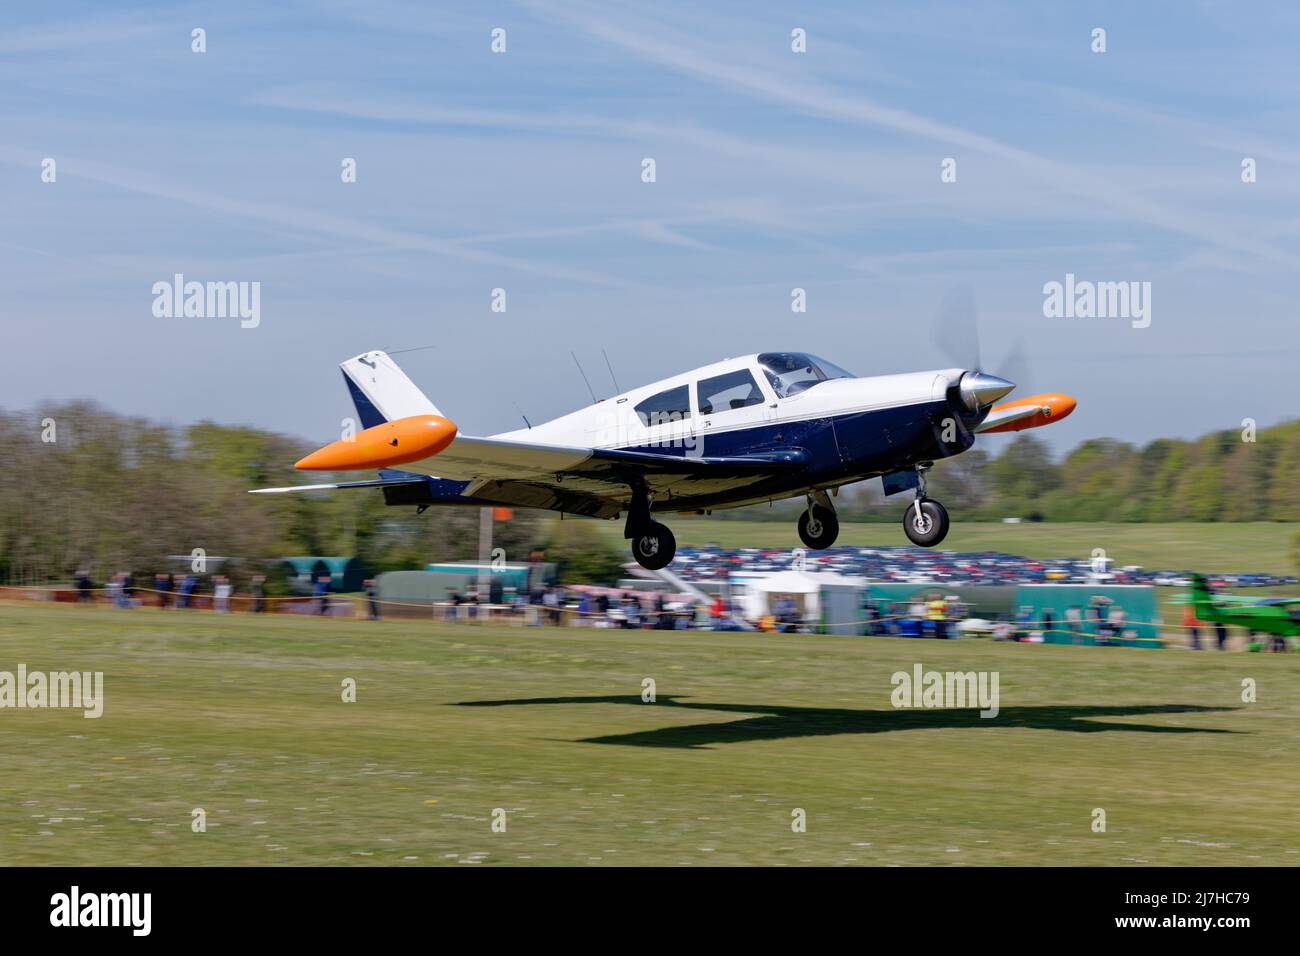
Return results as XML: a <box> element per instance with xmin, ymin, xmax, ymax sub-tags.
<box><xmin>1187</xmin><ymin>574</ymin><xmax>1300</xmax><ymax>643</ymax></box>
<box><xmin>252</xmin><ymin>350</ymin><xmax>1076</xmax><ymax>569</ymax></box>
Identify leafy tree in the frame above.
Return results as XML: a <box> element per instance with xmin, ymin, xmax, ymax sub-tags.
<box><xmin>541</xmin><ymin>518</ymin><xmax>627</xmax><ymax>585</ymax></box>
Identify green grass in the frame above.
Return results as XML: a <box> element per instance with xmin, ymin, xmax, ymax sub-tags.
<box><xmin>594</xmin><ymin>518</ymin><xmax>1300</xmax><ymax>576</ymax></box>
<box><xmin>2</xmin><ymin>602</ymin><xmax>1298</xmax><ymax>865</ymax></box>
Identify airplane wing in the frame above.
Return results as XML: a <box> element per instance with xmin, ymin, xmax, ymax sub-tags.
<box><xmin>250</xmin><ymin>474</ymin><xmax>431</xmax><ymax>494</ymax></box>
<box><xmin>253</xmin><ymin>437</ymin><xmax>808</xmax><ymax>518</ymax></box>
<box><xmin>402</xmin><ymin>435</ymin><xmax>807</xmax><ymax>481</ymax></box>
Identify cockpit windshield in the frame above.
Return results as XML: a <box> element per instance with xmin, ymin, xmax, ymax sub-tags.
<box><xmin>757</xmin><ymin>352</ymin><xmax>854</xmax><ymax>399</ymax></box>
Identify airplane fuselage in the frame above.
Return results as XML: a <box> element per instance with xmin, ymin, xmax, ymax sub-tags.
<box><xmin>262</xmin><ymin>347</ymin><xmax>1072</xmax><ymax>565</ymax></box>
<box><xmin>447</xmin><ymin>355</ymin><xmax>980</xmax><ymax>515</ymax></box>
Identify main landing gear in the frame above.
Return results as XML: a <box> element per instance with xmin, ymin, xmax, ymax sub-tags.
<box><xmin>902</xmin><ymin>463</ymin><xmax>950</xmax><ymax>547</ymax></box>
<box><xmin>631</xmin><ymin>523</ymin><xmax>676</xmax><ymax>570</ymax></box>
<box><xmin>798</xmin><ymin>493</ymin><xmax>839</xmax><ymax>549</ymax></box>
<box><xmin>625</xmin><ymin>484</ymin><xmax>677</xmax><ymax>571</ymax></box>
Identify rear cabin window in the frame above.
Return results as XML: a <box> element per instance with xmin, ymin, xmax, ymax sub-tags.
<box><xmin>697</xmin><ymin>369</ymin><xmax>765</xmax><ymax>415</ymax></box>
<box><xmin>634</xmin><ymin>385</ymin><xmax>692</xmax><ymax>427</ymax></box>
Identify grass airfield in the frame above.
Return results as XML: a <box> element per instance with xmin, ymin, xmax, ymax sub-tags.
<box><xmin>2</xmin><ymin>602</ymin><xmax>1298</xmax><ymax>866</ymax></box>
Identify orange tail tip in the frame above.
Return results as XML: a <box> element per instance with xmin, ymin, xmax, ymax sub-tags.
<box><xmin>982</xmin><ymin>393</ymin><xmax>1077</xmax><ymax>433</ymax></box>
<box><xmin>295</xmin><ymin>415</ymin><xmax>458</xmax><ymax>471</ymax></box>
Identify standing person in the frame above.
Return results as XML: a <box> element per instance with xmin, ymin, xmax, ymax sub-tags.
<box><xmin>179</xmin><ymin>574</ymin><xmax>197</xmax><ymax>609</ymax></box>
<box><xmin>314</xmin><ymin>574</ymin><xmax>331</xmax><ymax>616</ymax></box>
<box><xmin>1108</xmin><ymin>604</ymin><xmax>1127</xmax><ymax>639</ymax></box>
<box><xmin>1014</xmin><ymin>605</ymin><xmax>1033</xmax><ymax>641</ymax></box>
<box><xmin>1088</xmin><ymin>598</ymin><xmax>1105</xmax><ymax>637</ymax></box>
<box><xmin>364</xmin><ymin>578</ymin><xmax>381</xmax><ymax>621</ymax></box>
<box><xmin>1065</xmin><ymin>605</ymin><xmax>1084</xmax><ymax>644</ymax></box>
<box><xmin>926</xmin><ymin>593</ymin><xmax>947</xmax><ymax>640</ymax></box>
<box><xmin>250</xmin><ymin>575</ymin><xmax>266</xmax><ymax>613</ymax></box>
<box><xmin>155</xmin><ymin>572</ymin><xmax>172</xmax><ymax>609</ymax></box>
<box><xmin>1182</xmin><ymin>604</ymin><xmax>1201</xmax><ymax>649</ymax></box>
<box><xmin>110</xmin><ymin>573</ymin><xmax>127</xmax><ymax>609</ymax></box>
<box><xmin>214</xmin><ymin>576</ymin><xmax>232</xmax><ymax>613</ymax></box>
<box><xmin>908</xmin><ymin>598</ymin><xmax>926</xmax><ymax>637</ymax></box>
<box><xmin>1215</xmin><ymin>620</ymin><xmax>1229</xmax><ymax>651</ymax></box>
<box><xmin>1041</xmin><ymin>608</ymin><xmax>1055</xmax><ymax>640</ymax></box>
<box><xmin>76</xmin><ymin>569</ymin><xmax>93</xmax><ymax>603</ymax></box>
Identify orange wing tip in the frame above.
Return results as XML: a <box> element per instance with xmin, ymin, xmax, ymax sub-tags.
<box><xmin>295</xmin><ymin>415</ymin><xmax>458</xmax><ymax>471</ymax></box>
<box><xmin>982</xmin><ymin>393</ymin><xmax>1077</xmax><ymax>434</ymax></box>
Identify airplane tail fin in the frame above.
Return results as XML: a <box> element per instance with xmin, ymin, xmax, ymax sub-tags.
<box><xmin>340</xmin><ymin>350</ymin><xmax>442</xmax><ymax>428</ymax></box>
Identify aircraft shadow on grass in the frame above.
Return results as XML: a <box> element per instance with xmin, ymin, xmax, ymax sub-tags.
<box><xmin>454</xmin><ymin>696</ymin><xmax>1241</xmax><ymax>749</ymax></box>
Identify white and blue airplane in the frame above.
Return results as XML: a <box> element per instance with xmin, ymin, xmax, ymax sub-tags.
<box><xmin>252</xmin><ymin>350</ymin><xmax>1076</xmax><ymax>569</ymax></box>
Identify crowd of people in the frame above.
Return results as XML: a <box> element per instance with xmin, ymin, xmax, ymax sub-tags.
<box><xmin>61</xmin><ymin>567</ymin><xmax>1290</xmax><ymax>650</ymax></box>
<box><xmin>437</xmin><ymin>584</ymin><xmax>736</xmax><ymax>630</ymax></box>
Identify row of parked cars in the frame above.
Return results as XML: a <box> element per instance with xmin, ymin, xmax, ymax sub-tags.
<box><xmin>668</xmin><ymin>545</ymin><xmax>1297</xmax><ymax>588</ymax></box>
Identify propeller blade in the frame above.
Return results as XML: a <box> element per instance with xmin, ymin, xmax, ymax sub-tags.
<box><xmin>931</xmin><ymin>285</ymin><xmax>981</xmax><ymax>371</ymax></box>
<box><xmin>997</xmin><ymin>336</ymin><xmax>1033</xmax><ymax>399</ymax></box>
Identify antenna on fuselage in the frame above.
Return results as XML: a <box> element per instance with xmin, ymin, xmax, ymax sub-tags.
<box><xmin>602</xmin><ymin>349</ymin><xmax>621</xmax><ymax>394</ymax></box>
<box><xmin>383</xmin><ymin>344</ymin><xmax>440</xmax><ymax>356</ymax></box>
<box><xmin>513</xmin><ymin>402</ymin><xmax>532</xmax><ymax>430</ymax></box>
<box><xmin>571</xmin><ymin>351</ymin><xmax>599</xmax><ymax>404</ymax></box>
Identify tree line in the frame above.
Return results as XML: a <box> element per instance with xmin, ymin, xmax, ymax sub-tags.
<box><xmin>836</xmin><ymin>419</ymin><xmax>1300</xmax><ymax>524</ymax></box>
<box><xmin>0</xmin><ymin>402</ymin><xmax>555</xmax><ymax>588</ymax></box>
<box><xmin>1</xmin><ymin>403</ymin><xmax>1297</xmax><ymax>586</ymax></box>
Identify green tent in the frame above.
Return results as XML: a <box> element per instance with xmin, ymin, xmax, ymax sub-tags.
<box><xmin>1013</xmin><ymin>584</ymin><xmax>1161</xmax><ymax>646</ymax></box>
<box><xmin>280</xmin><ymin>556</ymin><xmax>367</xmax><ymax>593</ymax></box>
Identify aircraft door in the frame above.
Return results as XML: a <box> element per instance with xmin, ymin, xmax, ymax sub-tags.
<box><xmin>694</xmin><ymin>367</ymin><xmax>770</xmax><ymax>457</ymax></box>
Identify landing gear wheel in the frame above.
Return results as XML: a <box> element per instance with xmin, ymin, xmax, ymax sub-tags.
<box><xmin>798</xmin><ymin>505</ymin><xmax>839</xmax><ymax>549</ymax></box>
<box><xmin>903</xmin><ymin>500</ymin><xmax>949</xmax><ymax>547</ymax></box>
<box><xmin>631</xmin><ymin>522</ymin><xmax>676</xmax><ymax>570</ymax></box>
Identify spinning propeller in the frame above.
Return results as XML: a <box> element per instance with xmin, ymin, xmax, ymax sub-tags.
<box><xmin>930</xmin><ymin>286</ymin><xmax>1076</xmax><ymax>433</ymax></box>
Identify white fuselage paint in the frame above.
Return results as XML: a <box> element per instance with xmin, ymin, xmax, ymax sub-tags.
<box><xmin>494</xmin><ymin>355</ymin><xmax>962</xmax><ymax>452</ymax></box>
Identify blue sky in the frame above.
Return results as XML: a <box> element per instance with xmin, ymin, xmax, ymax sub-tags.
<box><xmin>2</xmin><ymin>1</ymin><xmax>1297</xmax><ymax>452</ymax></box>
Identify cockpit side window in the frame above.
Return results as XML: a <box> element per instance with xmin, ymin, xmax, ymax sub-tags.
<box><xmin>697</xmin><ymin>369</ymin><xmax>764</xmax><ymax>415</ymax></box>
<box><xmin>634</xmin><ymin>385</ymin><xmax>691</xmax><ymax>427</ymax></box>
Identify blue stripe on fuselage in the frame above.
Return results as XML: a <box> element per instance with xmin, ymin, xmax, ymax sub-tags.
<box><xmin>616</xmin><ymin>399</ymin><xmax>972</xmax><ymax>484</ymax></box>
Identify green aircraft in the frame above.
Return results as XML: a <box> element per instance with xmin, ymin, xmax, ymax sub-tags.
<box><xmin>1188</xmin><ymin>574</ymin><xmax>1300</xmax><ymax>645</ymax></box>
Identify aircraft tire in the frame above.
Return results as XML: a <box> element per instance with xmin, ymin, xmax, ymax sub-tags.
<box><xmin>902</xmin><ymin>500</ymin><xmax>949</xmax><ymax>547</ymax></box>
<box><xmin>798</xmin><ymin>505</ymin><xmax>839</xmax><ymax>549</ymax></box>
<box><xmin>632</xmin><ymin>522</ymin><xmax>676</xmax><ymax>570</ymax></box>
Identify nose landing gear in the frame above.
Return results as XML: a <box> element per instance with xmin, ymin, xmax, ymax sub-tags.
<box><xmin>901</xmin><ymin>463</ymin><xmax>950</xmax><ymax>547</ymax></box>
